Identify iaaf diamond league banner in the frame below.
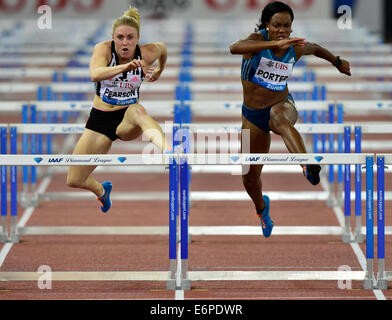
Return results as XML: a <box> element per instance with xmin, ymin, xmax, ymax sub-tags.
<box><xmin>0</xmin><ymin>0</ymin><xmax>331</xmax><ymax>19</ymax></box>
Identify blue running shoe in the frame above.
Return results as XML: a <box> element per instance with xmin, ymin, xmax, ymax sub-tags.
<box><xmin>257</xmin><ymin>195</ymin><xmax>273</xmax><ymax>238</ymax></box>
<box><xmin>97</xmin><ymin>181</ymin><xmax>112</xmax><ymax>213</ymax></box>
<box><xmin>303</xmin><ymin>164</ymin><xmax>321</xmax><ymax>185</ymax></box>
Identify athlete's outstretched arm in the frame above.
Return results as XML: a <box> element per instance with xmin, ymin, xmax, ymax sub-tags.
<box><xmin>299</xmin><ymin>42</ymin><xmax>351</xmax><ymax>76</ymax></box>
<box><xmin>89</xmin><ymin>42</ymin><xmax>144</xmax><ymax>82</ymax></box>
<box><xmin>142</xmin><ymin>42</ymin><xmax>167</xmax><ymax>82</ymax></box>
<box><xmin>230</xmin><ymin>33</ymin><xmax>306</xmax><ymax>55</ymax></box>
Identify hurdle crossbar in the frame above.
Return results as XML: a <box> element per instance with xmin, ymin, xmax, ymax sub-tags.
<box><xmin>6</xmin><ymin>122</ymin><xmax>392</xmax><ymax>136</ymax></box>
<box><xmin>0</xmin><ymin>153</ymin><xmax>373</xmax><ymax>166</ymax></box>
<box><xmin>4</xmin><ymin>82</ymin><xmax>392</xmax><ymax>94</ymax></box>
<box><xmin>1</xmin><ymin>100</ymin><xmax>392</xmax><ymax>116</ymax></box>
<box><xmin>375</xmin><ymin>154</ymin><xmax>392</xmax><ymax>290</ymax></box>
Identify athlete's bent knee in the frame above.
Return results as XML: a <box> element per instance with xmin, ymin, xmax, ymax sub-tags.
<box><xmin>269</xmin><ymin>115</ymin><xmax>293</xmax><ymax>134</ymax></box>
<box><xmin>66</xmin><ymin>175</ymin><xmax>83</xmax><ymax>189</ymax></box>
<box><xmin>126</xmin><ymin>104</ymin><xmax>147</xmax><ymax>123</ymax></box>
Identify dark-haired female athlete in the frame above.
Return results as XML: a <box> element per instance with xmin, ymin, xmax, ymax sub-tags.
<box><xmin>230</xmin><ymin>1</ymin><xmax>351</xmax><ymax>238</ymax></box>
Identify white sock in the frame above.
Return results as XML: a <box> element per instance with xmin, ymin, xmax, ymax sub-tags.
<box><xmin>98</xmin><ymin>188</ymin><xmax>105</xmax><ymax>198</ymax></box>
<box><xmin>163</xmin><ymin>146</ymin><xmax>173</xmax><ymax>154</ymax></box>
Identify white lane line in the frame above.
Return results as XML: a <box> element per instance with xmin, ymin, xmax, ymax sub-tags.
<box><xmin>0</xmin><ymin>243</ymin><xmax>13</xmax><ymax>267</ymax></box>
<box><xmin>0</xmin><ymin>131</ymin><xmax>75</xmax><ymax>268</ymax></box>
<box><xmin>0</xmin><ymin>176</ymin><xmax>52</xmax><ymax>268</ymax></box>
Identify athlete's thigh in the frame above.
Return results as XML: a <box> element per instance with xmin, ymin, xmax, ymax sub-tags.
<box><xmin>116</xmin><ymin>104</ymin><xmax>145</xmax><ymax>140</ymax></box>
<box><xmin>270</xmin><ymin>100</ymin><xmax>298</xmax><ymax>126</ymax></box>
<box><xmin>241</xmin><ymin>115</ymin><xmax>271</xmax><ymax>175</ymax></box>
<box><xmin>241</xmin><ymin>115</ymin><xmax>271</xmax><ymax>153</ymax></box>
<box><xmin>68</xmin><ymin>129</ymin><xmax>112</xmax><ymax>181</ymax></box>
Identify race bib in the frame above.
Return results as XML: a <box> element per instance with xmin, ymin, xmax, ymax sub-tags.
<box><xmin>99</xmin><ymin>71</ymin><xmax>143</xmax><ymax>106</ymax></box>
<box><xmin>252</xmin><ymin>57</ymin><xmax>294</xmax><ymax>92</ymax></box>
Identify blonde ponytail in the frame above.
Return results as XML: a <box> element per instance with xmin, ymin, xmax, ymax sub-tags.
<box><xmin>124</xmin><ymin>7</ymin><xmax>140</xmax><ymax>27</ymax></box>
<box><xmin>112</xmin><ymin>6</ymin><xmax>140</xmax><ymax>36</ymax></box>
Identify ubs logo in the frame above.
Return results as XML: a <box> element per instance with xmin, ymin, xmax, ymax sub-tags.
<box><xmin>267</xmin><ymin>60</ymin><xmax>289</xmax><ymax>70</ymax></box>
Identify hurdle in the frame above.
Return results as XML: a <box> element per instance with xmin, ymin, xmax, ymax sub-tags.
<box><xmin>170</xmin><ymin>153</ymin><xmax>376</xmax><ymax>290</ymax></box>
<box><xmin>1</xmin><ymin>123</ymin><xmax>179</xmax><ymax>242</ymax></box>
<box><xmin>375</xmin><ymin>154</ymin><xmax>392</xmax><ymax>290</ymax></box>
<box><xmin>179</xmin><ymin>122</ymin><xmax>392</xmax><ymax>244</ymax></box>
<box><xmin>0</xmin><ymin>152</ymin><xmax>376</xmax><ymax>290</ymax></box>
<box><xmin>0</xmin><ymin>153</ymin><xmax>179</xmax><ymax>288</ymax></box>
<box><xmin>2</xmin><ymin>122</ymin><xmax>390</xmax><ymax>245</ymax></box>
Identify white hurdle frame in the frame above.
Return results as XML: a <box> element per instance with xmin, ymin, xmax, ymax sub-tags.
<box><xmin>0</xmin><ymin>153</ymin><xmax>176</xmax><ymax>286</ymax></box>
<box><xmin>0</xmin><ymin>153</ymin><xmax>376</xmax><ymax>289</ymax></box>
<box><xmin>375</xmin><ymin>154</ymin><xmax>392</xmax><ymax>290</ymax></box>
<box><xmin>3</xmin><ymin>122</ymin><xmax>392</xmax><ymax>244</ymax></box>
<box><xmin>176</xmin><ymin>153</ymin><xmax>375</xmax><ymax>289</ymax></box>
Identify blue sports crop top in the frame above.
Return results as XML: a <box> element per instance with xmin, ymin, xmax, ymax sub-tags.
<box><xmin>241</xmin><ymin>29</ymin><xmax>297</xmax><ymax>92</ymax></box>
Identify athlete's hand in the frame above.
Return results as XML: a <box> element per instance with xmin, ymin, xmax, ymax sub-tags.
<box><xmin>146</xmin><ymin>66</ymin><xmax>163</xmax><ymax>82</ymax></box>
<box><xmin>125</xmin><ymin>59</ymin><xmax>145</xmax><ymax>71</ymax></box>
<box><xmin>336</xmin><ymin>58</ymin><xmax>351</xmax><ymax>76</ymax></box>
<box><xmin>276</xmin><ymin>38</ymin><xmax>306</xmax><ymax>50</ymax></box>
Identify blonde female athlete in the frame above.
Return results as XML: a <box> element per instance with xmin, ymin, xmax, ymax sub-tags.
<box><xmin>230</xmin><ymin>1</ymin><xmax>351</xmax><ymax>237</ymax></box>
<box><xmin>67</xmin><ymin>6</ymin><xmax>170</xmax><ymax>213</ymax></box>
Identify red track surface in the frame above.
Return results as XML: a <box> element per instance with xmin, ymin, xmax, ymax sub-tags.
<box><xmin>0</xmin><ymin>112</ymin><xmax>391</xmax><ymax>302</ymax></box>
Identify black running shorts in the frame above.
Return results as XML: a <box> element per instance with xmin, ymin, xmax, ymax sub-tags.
<box><xmin>85</xmin><ymin>107</ymin><xmax>128</xmax><ymax>141</ymax></box>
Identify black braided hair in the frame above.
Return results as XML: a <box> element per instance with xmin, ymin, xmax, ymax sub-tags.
<box><xmin>255</xmin><ymin>1</ymin><xmax>294</xmax><ymax>32</ymax></box>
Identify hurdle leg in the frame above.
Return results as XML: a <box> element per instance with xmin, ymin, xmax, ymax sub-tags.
<box><xmin>10</xmin><ymin>127</ymin><xmax>20</xmax><ymax>243</ymax></box>
<box><xmin>342</xmin><ymin>127</ymin><xmax>351</xmax><ymax>242</ymax></box>
<box><xmin>179</xmin><ymin>157</ymin><xmax>191</xmax><ymax>290</ymax></box>
<box><xmin>363</xmin><ymin>156</ymin><xmax>375</xmax><ymax>289</ymax></box>
<box><xmin>30</xmin><ymin>106</ymin><xmax>38</xmax><ymax>208</ymax></box>
<box><xmin>326</xmin><ymin>139</ymin><xmax>335</xmax><ymax>207</ymax></box>
<box><xmin>336</xmin><ymin>105</ymin><xmax>344</xmax><ymax>207</ymax></box>
<box><xmin>0</xmin><ymin>164</ymin><xmax>7</xmax><ymax>242</ymax></box>
<box><xmin>172</xmin><ymin>123</ymin><xmax>184</xmax><ymax>245</ymax></box>
<box><xmin>354</xmin><ymin>127</ymin><xmax>364</xmax><ymax>242</ymax></box>
<box><xmin>326</xmin><ymin>104</ymin><xmax>336</xmax><ymax>207</ymax></box>
<box><xmin>20</xmin><ymin>106</ymin><xmax>30</xmax><ymax>208</ymax></box>
<box><xmin>167</xmin><ymin>158</ymin><xmax>178</xmax><ymax>290</ymax></box>
<box><xmin>21</xmin><ymin>134</ymin><xmax>30</xmax><ymax>208</ymax></box>
<box><xmin>376</xmin><ymin>156</ymin><xmax>387</xmax><ymax>290</ymax></box>
<box><xmin>0</xmin><ymin>127</ymin><xmax>8</xmax><ymax>242</ymax></box>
